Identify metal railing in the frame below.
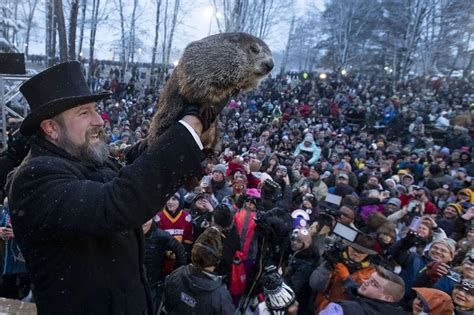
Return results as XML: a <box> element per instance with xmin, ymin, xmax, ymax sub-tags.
<box><xmin>0</xmin><ymin>74</ymin><xmax>31</xmax><ymax>147</ymax></box>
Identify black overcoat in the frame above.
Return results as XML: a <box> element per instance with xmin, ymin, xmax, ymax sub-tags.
<box><xmin>7</xmin><ymin>123</ymin><xmax>204</xmax><ymax>315</ymax></box>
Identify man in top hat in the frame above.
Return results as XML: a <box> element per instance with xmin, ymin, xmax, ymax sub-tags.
<box><xmin>6</xmin><ymin>61</ymin><xmax>217</xmax><ymax>314</ymax></box>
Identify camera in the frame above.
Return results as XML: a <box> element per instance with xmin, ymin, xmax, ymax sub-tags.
<box><xmin>316</xmin><ymin>194</ymin><xmax>343</xmax><ymax>228</ymax></box>
<box><xmin>447</xmin><ymin>269</ymin><xmax>462</xmax><ymax>283</ymax></box>
<box><xmin>323</xmin><ymin>222</ymin><xmax>359</xmax><ymax>263</ymax></box>
<box><xmin>261</xmin><ymin>179</ymin><xmax>283</xmax><ymax>210</ymax></box>
<box><xmin>407</xmin><ymin>200</ymin><xmax>424</xmax><ymax>216</ymax></box>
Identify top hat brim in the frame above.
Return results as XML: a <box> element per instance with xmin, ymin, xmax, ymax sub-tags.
<box><xmin>20</xmin><ymin>91</ymin><xmax>112</xmax><ymax>135</ymax></box>
<box><xmin>343</xmin><ymin>239</ymin><xmax>378</xmax><ymax>255</ymax></box>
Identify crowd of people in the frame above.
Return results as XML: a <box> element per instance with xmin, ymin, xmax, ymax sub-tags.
<box><xmin>1</xmin><ymin>66</ymin><xmax>474</xmax><ymax>315</ymax></box>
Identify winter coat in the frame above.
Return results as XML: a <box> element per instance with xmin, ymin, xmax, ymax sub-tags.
<box><xmin>294</xmin><ymin>177</ymin><xmax>328</xmax><ymax>202</ymax></box>
<box><xmin>320</xmin><ymin>298</ymin><xmax>408</xmax><ymax>315</ymax></box>
<box><xmin>211</xmin><ymin>180</ymin><xmax>232</xmax><ymax>203</ymax></box>
<box><xmin>284</xmin><ymin>248</ymin><xmax>317</xmax><ymax>315</ymax></box>
<box><xmin>311</xmin><ymin>261</ymin><xmax>376</xmax><ymax>312</ymax></box>
<box><xmin>7</xmin><ymin>123</ymin><xmax>204</xmax><ymax>315</ymax></box>
<box><xmin>0</xmin><ymin>206</ymin><xmax>27</xmax><ymax>275</ymax></box>
<box><xmin>144</xmin><ymin>224</ymin><xmax>186</xmax><ymax>287</ymax></box>
<box><xmin>293</xmin><ymin>142</ymin><xmax>321</xmax><ymax>165</ymax></box>
<box><xmin>191</xmin><ymin>209</ymin><xmax>212</xmax><ymax>240</ymax></box>
<box><xmin>388</xmin><ymin>237</ymin><xmax>433</xmax><ymax>294</ymax></box>
<box><xmin>234</xmin><ymin>208</ymin><xmax>257</xmax><ymax>260</ymax></box>
<box><xmin>164</xmin><ymin>264</ymin><xmax>235</xmax><ymax>315</ymax></box>
<box><xmin>215</xmin><ymin>225</ymin><xmax>240</xmax><ymax>279</ymax></box>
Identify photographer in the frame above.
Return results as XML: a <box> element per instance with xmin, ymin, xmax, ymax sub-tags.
<box><xmin>310</xmin><ymin>233</ymin><xmax>377</xmax><ymax>312</ymax></box>
<box><xmin>261</xmin><ymin>176</ymin><xmax>292</xmax><ymax>211</ymax></box>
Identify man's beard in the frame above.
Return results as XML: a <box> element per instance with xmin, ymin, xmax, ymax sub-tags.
<box><xmin>57</xmin><ymin>127</ymin><xmax>109</xmax><ymax>166</ymax></box>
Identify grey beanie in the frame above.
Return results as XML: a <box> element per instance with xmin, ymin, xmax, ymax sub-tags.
<box><xmin>212</xmin><ymin>164</ymin><xmax>226</xmax><ymax>174</ymax></box>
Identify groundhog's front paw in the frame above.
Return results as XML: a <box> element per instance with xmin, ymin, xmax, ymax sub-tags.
<box><xmin>200</xmin><ymin>122</ymin><xmax>218</xmax><ymax>149</ymax></box>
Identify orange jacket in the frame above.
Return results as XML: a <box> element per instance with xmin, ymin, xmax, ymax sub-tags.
<box><xmin>314</xmin><ymin>264</ymin><xmax>376</xmax><ymax>312</ymax></box>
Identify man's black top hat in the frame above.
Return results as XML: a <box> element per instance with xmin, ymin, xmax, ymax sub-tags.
<box><xmin>19</xmin><ymin>61</ymin><xmax>111</xmax><ymax>135</ymax></box>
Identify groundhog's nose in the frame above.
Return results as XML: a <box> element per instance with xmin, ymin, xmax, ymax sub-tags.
<box><xmin>261</xmin><ymin>58</ymin><xmax>274</xmax><ymax>74</ymax></box>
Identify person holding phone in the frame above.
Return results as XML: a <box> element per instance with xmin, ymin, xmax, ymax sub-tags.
<box><xmin>388</xmin><ymin>235</ymin><xmax>456</xmax><ymax>298</ymax></box>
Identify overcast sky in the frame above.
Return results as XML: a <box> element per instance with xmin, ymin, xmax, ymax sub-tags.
<box><xmin>27</xmin><ymin>0</ymin><xmax>325</xmax><ymax>62</ymax></box>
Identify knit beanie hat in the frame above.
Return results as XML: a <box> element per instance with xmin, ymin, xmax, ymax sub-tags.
<box><xmin>387</xmin><ymin>198</ymin><xmax>401</xmax><ymax>209</ymax></box>
<box><xmin>261</xmin><ymin>266</ymin><xmax>296</xmax><ymax>313</ymax></box>
<box><xmin>212</xmin><ymin>203</ymin><xmax>233</xmax><ymax>229</ymax></box>
<box><xmin>430</xmin><ymin>238</ymin><xmax>456</xmax><ymax>258</ymax></box>
<box><xmin>167</xmin><ymin>190</ymin><xmax>184</xmax><ymax>211</ymax></box>
<box><xmin>290</xmin><ymin>228</ymin><xmax>312</xmax><ymax>250</ymax></box>
<box><xmin>303</xmin><ymin>133</ymin><xmax>314</xmax><ymax>143</ymax></box>
<box><xmin>191</xmin><ymin>227</ymin><xmax>222</xmax><ymax>270</ymax></box>
<box><xmin>445</xmin><ymin>203</ymin><xmax>462</xmax><ymax>215</ymax></box>
<box><xmin>212</xmin><ymin>164</ymin><xmax>226</xmax><ymax>174</ymax></box>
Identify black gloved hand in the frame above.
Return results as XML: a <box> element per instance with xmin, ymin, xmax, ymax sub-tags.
<box><xmin>6</xmin><ymin>132</ymin><xmax>31</xmax><ymax>163</ymax></box>
<box><xmin>179</xmin><ymin>97</ymin><xmax>231</xmax><ymax>132</ymax></box>
<box><xmin>401</xmin><ymin>230</ymin><xmax>417</xmax><ymax>248</ymax></box>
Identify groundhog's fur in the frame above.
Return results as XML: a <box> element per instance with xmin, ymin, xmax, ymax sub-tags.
<box><xmin>148</xmin><ymin>32</ymin><xmax>273</xmax><ymax>147</ymax></box>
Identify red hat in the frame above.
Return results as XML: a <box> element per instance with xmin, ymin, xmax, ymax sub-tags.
<box><xmin>101</xmin><ymin>113</ymin><xmax>110</xmax><ymax>121</ymax></box>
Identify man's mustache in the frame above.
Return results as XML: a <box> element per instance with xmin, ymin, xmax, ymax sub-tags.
<box><xmin>85</xmin><ymin>127</ymin><xmax>106</xmax><ymax>141</ymax></box>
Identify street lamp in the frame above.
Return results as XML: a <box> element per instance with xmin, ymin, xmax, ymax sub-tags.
<box><xmin>319</xmin><ymin>73</ymin><xmax>327</xmax><ymax>80</ymax></box>
<box><xmin>341</xmin><ymin>69</ymin><xmax>347</xmax><ymax>76</ymax></box>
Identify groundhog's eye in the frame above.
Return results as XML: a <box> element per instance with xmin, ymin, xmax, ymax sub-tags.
<box><xmin>250</xmin><ymin>45</ymin><xmax>260</xmax><ymax>54</ymax></box>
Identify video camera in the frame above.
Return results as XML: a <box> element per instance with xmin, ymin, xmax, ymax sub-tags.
<box><xmin>316</xmin><ymin>193</ymin><xmax>343</xmax><ymax>229</ymax></box>
<box><xmin>261</xmin><ymin>179</ymin><xmax>282</xmax><ymax>210</ymax></box>
<box><xmin>323</xmin><ymin>222</ymin><xmax>359</xmax><ymax>264</ymax></box>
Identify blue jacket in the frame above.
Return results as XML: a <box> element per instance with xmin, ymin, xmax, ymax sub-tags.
<box><xmin>1</xmin><ymin>206</ymin><xmax>27</xmax><ymax>275</ymax></box>
<box><xmin>293</xmin><ymin>142</ymin><xmax>321</xmax><ymax>165</ymax></box>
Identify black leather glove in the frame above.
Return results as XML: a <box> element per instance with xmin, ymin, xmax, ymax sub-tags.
<box><xmin>179</xmin><ymin>97</ymin><xmax>231</xmax><ymax>132</ymax></box>
<box><xmin>6</xmin><ymin>132</ymin><xmax>31</xmax><ymax>163</ymax></box>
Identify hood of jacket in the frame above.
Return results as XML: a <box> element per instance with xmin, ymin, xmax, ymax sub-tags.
<box><xmin>181</xmin><ymin>264</ymin><xmax>223</xmax><ymax>293</ymax></box>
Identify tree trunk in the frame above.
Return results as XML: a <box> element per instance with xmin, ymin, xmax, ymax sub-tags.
<box><xmin>128</xmin><ymin>0</ymin><xmax>138</xmax><ymax>65</ymax></box>
<box><xmin>68</xmin><ymin>0</ymin><xmax>79</xmax><ymax>60</ymax></box>
<box><xmin>258</xmin><ymin>0</ymin><xmax>266</xmax><ymax>38</ymax></box>
<box><xmin>55</xmin><ymin>0</ymin><xmax>68</xmax><ymax>62</ymax></box>
<box><xmin>150</xmin><ymin>0</ymin><xmax>162</xmax><ymax>86</ymax></box>
<box><xmin>45</xmin><ymin>0</ymin><xmax>55</xmax><ymax>66</ymax></box>
<box><xmin>88</xmin><ymin>0</ymin><xmax>100</xmax><ymax>82</ymax></box>
<box><xmin>161</xmin><ymin>0</ymin><xmax>169</xmax><ymax>80</ymax></box>
<box><xmin>24</xmin><ymin>0</ymin><xmax>40</xmax><ymax>59</ymax></box>
<box><xmin>77</xmin><ymin>0</ymin><xmax>87</xmax><ymax>59</ymax></box>
<box><xmin>164</xmin><ymin>0</ymin><xmax>179</xmax><ymax>77</ymax></box>
<box><xmin>12</xmin><ymin>0</ymin><xmax>19</xmax><ymax>46</ymax></box>
<box><xmin>280</xmin><ymin>15</ymin><xmax>295</xmax><ymax>75</ymax></box>
<box><xmin>117</xmin><ymin>0</ymin><xmax>127</xmax><ymax>78</ymax></box>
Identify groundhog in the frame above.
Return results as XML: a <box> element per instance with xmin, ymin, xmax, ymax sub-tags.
<box><xmin>148</xmin><ymin>32</ymin><xmax>274</xmax><ymax>148</ymax></box>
